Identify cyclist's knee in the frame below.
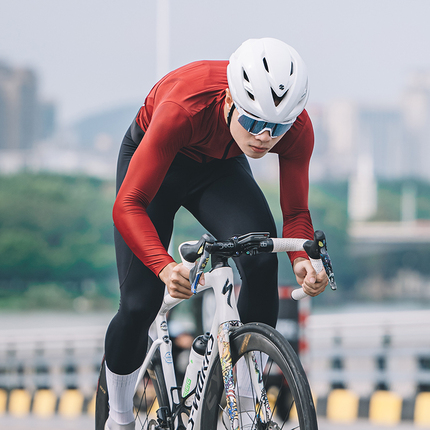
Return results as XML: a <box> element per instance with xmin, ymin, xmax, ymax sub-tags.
<box><xmin>119</xmin><ymin>294</ymin><xmax>161</xmax><ymax>329</ymax></box>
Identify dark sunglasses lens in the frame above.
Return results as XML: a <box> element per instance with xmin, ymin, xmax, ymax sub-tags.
<box><xmin>272</xmin><ymin>123</ymin><xmax>292</xmax><ymax>137</ymax></box>
<box><xmin>238</xmin><ymin>114</ymin><xmax>293</xmax><ymax>137</ymax></box>
<box><xmin>237</xmin><ymin>115</ymin><xmax>256</xmax><ymax>132</ymax></box>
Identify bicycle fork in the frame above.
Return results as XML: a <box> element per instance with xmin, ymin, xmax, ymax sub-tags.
<box><xmin>217</xmin><ymin>323</ymin><xmax>273</xmax><ymax>430</ymax></box>
<box><xmin>218</xmin><ymin>321</ymin><xmax>240</xmax><ymax>430</ymax></box>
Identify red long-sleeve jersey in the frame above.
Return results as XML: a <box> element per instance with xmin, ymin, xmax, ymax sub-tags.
<box><xmin>113</xmin><ymin>60</ymin><xmax>314</xmax><ymax>276</ymax></box>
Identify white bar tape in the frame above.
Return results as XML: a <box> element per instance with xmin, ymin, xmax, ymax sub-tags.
<box><xmin>310</xmin><ymin>257</ymin><xmax>324</xmax><ymax>274</ymax></box>
<box><xmin>178</xmin><ymin>241</ymin><xmax>198</xmax><ymax>270</ymax></box>
<box><xmin>271</xmin><ymin>238</ymin><xmax>307</xmax><ymax>253</ymax></box>
<box><xmin>158</xmin><ymin>294</ymin><xmax>183</xmax><ymax>315</ymax></box>
<box><xmin>291</xmin><ymin>288</ymin><xmax>309</xmax><ymax>301</ymax></box>
<box><xmin>182</xmin><ymin>260</ymin><xmax>195</xmax><ymax>271</ymax></box>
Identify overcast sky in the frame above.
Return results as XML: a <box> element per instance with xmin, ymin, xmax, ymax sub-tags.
<box><xmin>1</xmin><ymin>0</ymin><xmax>429</xmax><ymax>125</ymax></box>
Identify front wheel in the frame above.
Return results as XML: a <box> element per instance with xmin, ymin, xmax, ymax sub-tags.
<box><xmin>200</xmin><ymin>322</ymin><xmax>318</xmax><ymax>430</ymax></box>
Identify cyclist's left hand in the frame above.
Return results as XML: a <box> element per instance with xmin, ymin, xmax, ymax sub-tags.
<box><xmin>159</xmin><ymin>262</ymin><xmax>205</xmax><ymax>299</ymax></box>
<box><xmin>293</xmin><ymin>257</ymin><xmax>328</xmax><ymax>297</ymax></box>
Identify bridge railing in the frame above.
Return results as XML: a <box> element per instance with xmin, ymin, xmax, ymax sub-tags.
<box><xmin>0</xmin><ymin>324</ymin><xmax>105</xmax><ymax>398</ymax></box>
<box><xmin>306</xmin><ymin>308</ymin><xmax>430</xmax><ymax>398</ymax></box>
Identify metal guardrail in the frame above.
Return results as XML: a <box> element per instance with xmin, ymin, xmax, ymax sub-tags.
<box><xmin>2</xmin><ymin>308</ymin><xmax>430</xmax><ymax>398</ymax></box>
<box><xmin>1</xmin><ymin>307</ymin><xmax>430</xmax><ymax>425</ymax></box>
<box><xmin>306</xmin><ymin>308</ymin><xmax>430</xmax><ymax>398</ymax></box>
<box><xmin>0</xmin><ymin>324</ymin><xmax>105</xmax><ymax>397</ymax></box>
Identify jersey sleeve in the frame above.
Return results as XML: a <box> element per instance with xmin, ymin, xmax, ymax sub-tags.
<box><xmin>112</xmin><ymin>102</ymin><xmax>193</xmax><ymax>276</ymax></box>
<box><xmin>278</xmin><ymin>112</ymin><xmax>315</xmax><ymax>265</ymax></box>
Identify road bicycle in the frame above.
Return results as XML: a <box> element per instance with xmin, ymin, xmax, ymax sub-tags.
<box><xmin>95</xmin><ymin>230</ymin><xmax>336</xmax><ymax>430</ymax></box>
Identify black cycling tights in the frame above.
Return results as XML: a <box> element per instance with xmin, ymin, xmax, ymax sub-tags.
<box><xmin>105</xmin><ymin>126</ymin><xmax>278</xmax><ymax>374</ymax></box>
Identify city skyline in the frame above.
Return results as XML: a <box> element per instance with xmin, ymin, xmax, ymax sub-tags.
<box><xmin>2</xmin><ymin>59</ymin><xmax>430</xmax><ymax>188</ymax></box>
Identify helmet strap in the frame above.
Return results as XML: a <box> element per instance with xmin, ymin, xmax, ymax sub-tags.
<box><xmin>227</xmin><ymin>104</ymin><xmax>236</xmax><ymax>128</ymax></box>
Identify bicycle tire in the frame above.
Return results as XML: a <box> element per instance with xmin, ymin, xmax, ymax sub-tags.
<box><xmin>200</xmin><ymin>322</ymin><xmax>318</xmax><ymax>430</ymax></box>
<box><xmin>95</xmin><ymin>355</ymin><xmax>109</xmax><ymax>430</ymax></box>
<box><xmin>95</xmin><ymin>345</ymin><xmax>170</xmax><ymax>430</ymax></box>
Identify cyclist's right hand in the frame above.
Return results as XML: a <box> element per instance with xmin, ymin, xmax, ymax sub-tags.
<box><xmin>159</xmin><ymin>262</ymin><xmax>205</xmax><ymax>299</ymax></box>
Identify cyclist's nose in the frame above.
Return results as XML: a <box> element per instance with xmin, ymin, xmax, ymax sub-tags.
<box><xmin>254</xmin><ymin>131</ymin><xmax>272</xmax><ymax>143</ymax></box>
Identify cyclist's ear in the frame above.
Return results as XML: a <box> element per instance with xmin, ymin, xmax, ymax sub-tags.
<box><xmin>225</xmin><ymin>88</ymin><xmax>234</xmax><ymax>109</ymax></box>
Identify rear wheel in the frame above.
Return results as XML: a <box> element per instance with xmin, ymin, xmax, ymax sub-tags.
<box><xmin>200</xmin><ymin>322</ymin><xmax>318</xmax><ymax>430</ymax></box>
<box><xmin>95</xmin><ymin>356</ymin><xmax>109</xmax><ymax>429</ymax></box>
<box><xmin>95</xmin><ymin>346</ymin><xmax>170</xmax><ymax>430</ymax></box>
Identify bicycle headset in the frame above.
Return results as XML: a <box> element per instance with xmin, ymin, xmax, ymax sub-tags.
<box><xmin>226</xmin><ymin>38</ymin><xmax>310</xmax><ymax>138</ymax></box>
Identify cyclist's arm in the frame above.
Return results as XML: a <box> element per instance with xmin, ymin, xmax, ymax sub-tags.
<box><xmin>277</xmin><ymin>112</ymin><xmax>328</xmax><ymax>295</ymax></box>
<box><xmin>277</xmin><ymin>111</ymin><xmax>315</xmax><ymax>264</ymax></box>
<box><xmin>112</xmin><ymin>102</ymin><xmax>193</xmax><ymax>277</ymax></box>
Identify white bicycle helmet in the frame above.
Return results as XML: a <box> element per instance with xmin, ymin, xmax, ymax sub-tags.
<box><xmin>227</xmin><ymin>38</ymin><xmax>309</xmax><ymax>124</ymax></box>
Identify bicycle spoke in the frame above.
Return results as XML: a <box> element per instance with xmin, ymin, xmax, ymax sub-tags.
<box><xmin>240</xmin><ymin>354</ymin><xmax>305</xmax><ymax>430</ymax></box>
<box><xmin>134</xmin><ymin>376</ymin><xmax>158</xmax><ymax>430</ymax></box>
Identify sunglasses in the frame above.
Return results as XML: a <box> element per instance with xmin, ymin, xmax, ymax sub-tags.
<box><xmin>235</xmin><ymin>104</ymin><xmax>294</xmax><ymax>138</ymax></box>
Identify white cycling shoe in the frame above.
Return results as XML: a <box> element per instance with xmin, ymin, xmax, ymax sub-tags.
<box><xmin>104</xmin><ymin>416</ymin><xmax>135</xmax><ymax>430</ymax></box>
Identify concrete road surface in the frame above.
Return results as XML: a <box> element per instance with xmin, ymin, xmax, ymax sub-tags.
<box><xmin>0</xmin><ymin>416</ymin><xmax>421</xmax><ymax>430</ymax></box>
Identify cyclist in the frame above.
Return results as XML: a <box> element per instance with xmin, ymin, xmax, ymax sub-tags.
<box><xmin>103</xmin><ymin>38</ymin><xmax>328</xmax><ymax>430</ymax></box>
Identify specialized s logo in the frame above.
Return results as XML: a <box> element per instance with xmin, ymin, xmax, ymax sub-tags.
<box><xmin>222</xmin><ymin>279</ymin><xmax>233</xmax><ymax>308</ymax></box>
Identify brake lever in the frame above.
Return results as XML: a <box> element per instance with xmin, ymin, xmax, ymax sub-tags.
<box><xmin>304</xmin><ymin>230</ymin><xmax>337</xmax><ymax>291</ymax></box>
<box><xmin>189</xmin><ymin>241</ymin><xmax>212</xmax><ymax>294</ymax></box>
<box><xmin>320</xmin><ymin>243</ymin><xmax>336</xmax><ymax>291</ymax></box>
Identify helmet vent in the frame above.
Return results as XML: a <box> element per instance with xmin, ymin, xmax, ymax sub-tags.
<box><xmin>290</xmin><ymin>62</ymin><xmax>294</xmax><ymax>76</ymax></box>
<box><xmin>243</xmin><ymin>70</ymin><xmax>249</xmax><ymax>82</ymax></box>
<box><xmin>271</xmin><ymin>88</ymin><xmax>286</xmax><ymax>107</ymax></box>
<box><xmin>263</xmin><ymin>57</ymin><xmax>269</xmax><ymax>73</ymax></box>
<box><xmin>247</xmin><ymin>91</ymin><xmax>255</xmax><ymax>101</ymax></box>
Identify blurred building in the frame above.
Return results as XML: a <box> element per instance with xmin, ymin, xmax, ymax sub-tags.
<box><xmin>317</xmin><ymin>101</ymin><xmax>405</xmax><ymax>182</ymax></box>
<box><xmin>314</xmin><ymin>70</ymin><xmax>430</xmax><ymax>184</ymax></box>
<box><xmin>0</xmin><ymin>62</ymin><xmax>38</xmax><ymax>150</ymax></box>
<box><xmin>402</xmin><ymin>71</ymin><xmax>430</xmax><ymax>181</ymax></box>
<box><xmin>0</xmin><ymin>61</ymin><xmax>57</xmax><ymax>168</ymax></box>
<box><xmin>359</xmin><ymin>106</ymin><xmax>406</xmax><ymax>179</ymax></box>
<box><xmin>305</xmin><ymin>71</ymin><xmax>430</xmax><ymax>222</ymax></box>
<box><xmin>38</xmin><ymin>100</ymin><xmax>57</xmax><ymax>140</ymax></box>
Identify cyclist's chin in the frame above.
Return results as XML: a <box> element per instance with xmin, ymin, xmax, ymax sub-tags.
<box><xmin>247</xmin><ymin>151</ymin><xmax>267</xmax><ymax>159</ymax></box>
<box><xmin>245</xmin><ymin>145</ymin><xmax>270</xmax><ymax>159</ymax></box>
<box><xmin>235</xmin><ymin>138</ymin><xmax>271</xmax><ymax>158</ymax></box>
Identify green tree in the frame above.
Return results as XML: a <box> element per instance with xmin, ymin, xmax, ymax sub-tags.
<box><xmin>0</xmin><ymin>173</ymin><xmax>116</xmax><ymax>293</ymax></box>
